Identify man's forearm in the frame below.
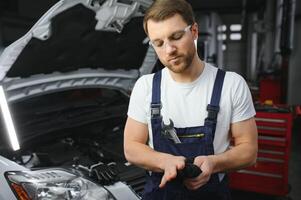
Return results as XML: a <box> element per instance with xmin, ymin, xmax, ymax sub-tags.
<box><xmin>124</xmin><ymin>140</ymin><xmax>174</xmax><ymax>172</ymax></box>
<box><xmin>208</xmin><ymin>143</ymin><xmax>257</xmax><ymax>174</ymax></box>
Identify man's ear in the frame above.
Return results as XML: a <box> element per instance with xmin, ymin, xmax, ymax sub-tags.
<box><xmin>191</xmin><ymin>23</ymin><xmax>199</xmax><ymax>40</ymax></box>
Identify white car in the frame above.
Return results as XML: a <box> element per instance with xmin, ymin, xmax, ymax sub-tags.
<box><xmin>0</xmin><ymin>0</ymin><xmax>158</xmax><ymax>199</ymax></box>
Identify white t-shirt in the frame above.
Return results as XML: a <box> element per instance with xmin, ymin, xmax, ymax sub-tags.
<box><xmin>127</xmin><ymin>62</ymin><xmax>256</xmax><ymax>155</ymax></box>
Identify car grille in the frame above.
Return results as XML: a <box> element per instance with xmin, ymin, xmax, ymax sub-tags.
<box><xmin>119</xmin><ymin>164</ymin><xmax>146</xmax><ymax>196</ymax></box>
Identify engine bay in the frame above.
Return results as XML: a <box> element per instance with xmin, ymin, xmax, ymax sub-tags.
<box><xmin>0</xmin><ymin>88</ymin><xmax>146</xmax><ymax>196</ymax></box>
<box><xmin>9</xmin><ymin>117</ymin><xmax>146</xmax><ymax>196</ymax></box>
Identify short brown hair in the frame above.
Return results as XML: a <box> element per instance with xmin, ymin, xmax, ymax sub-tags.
<box><xmin>143</xmin><ymin>0</ymin><xmax>195</xmax><ymax>35</ymax></box>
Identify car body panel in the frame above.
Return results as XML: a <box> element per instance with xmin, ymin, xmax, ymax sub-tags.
<box><xmin>2</xmin><ymin>68</ymin><xmax>138</xmax><ymax>103</ymax></box>
<box><xmin>0</xmin><ymin>156</ymin><xmax>28</xmax><ymax>200</ymax></box>
<box><xmin>0</xmin><ymin>0</ymin><xmax>156</xmax><ymax>86</ymax></box>
<box><xmin>0</xmin><ymin>0</ymin><xmax>153</xmax><ymax>199</ymax></box>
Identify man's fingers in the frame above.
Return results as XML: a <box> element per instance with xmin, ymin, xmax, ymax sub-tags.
<box><xmin>177</xmin><ymin>160</ymin><xmax>186</xmax><ymax>170</ymax></box>
<box><xmin>159</xmin><ymin>166</ymin><xmax>177</xmax><ymax>188</ymax></box>
<box><xmin>184</xmin><ymin>178</ymin><xmax>207</xmax><ymax>190</ymax></box>
<box><xmin>194</xmin><ymin>156</ymin><xmax>206</xmax><ymax>167</ymax></box>
<box><xmin>183</xmin><ymin>170</ymin><xmax>211</xmax><ymax>190</ymax></box>
<box><xmin>159</xmin><ymin>175</ymin><xmax>167</xmax><ymax>188</ymax></box>
<box><xmin>158</xmin><ymin>155</ymin><xmax>187</xmax><ymax>188</ymax></box>
<box><xmin>186</xmin><ymin>182</ymin><xmax>205</xmax><ymax>190</ymax></box>
<box><xmin>159</xmin><ymin>173</ymin><xmax>171</xmax><ymax>188</ymax></box>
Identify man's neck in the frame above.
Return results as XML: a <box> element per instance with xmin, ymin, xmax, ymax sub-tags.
<box><xmin>168</xmin><ymin>57</ymin><xmax>205</xmax><ymax>83</ymax></box>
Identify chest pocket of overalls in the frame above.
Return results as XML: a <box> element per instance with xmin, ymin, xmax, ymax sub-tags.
<box><xmin>158</xmin><ymin>124</ymin><xmax>214</xmax><ymax>159</ymax></box>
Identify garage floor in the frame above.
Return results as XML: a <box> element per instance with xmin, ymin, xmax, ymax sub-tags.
<box><xmin>232</xmin><ymin>117</ymin><xmax>301</xmax><ymax>200</ymax></box>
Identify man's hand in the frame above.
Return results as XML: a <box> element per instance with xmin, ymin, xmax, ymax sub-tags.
<box><xmin>124</xmin><ymin>117</ymin><xmax>186</xmax><ymax>187</ymax></box>
<box><xmin>159</xmin><ymin>155</ymin><xmax>186</xmax><ymax>188</ymax></box>
<box><xmin>183</xmin><ymin>156</ymin><xmax>214</xmax><ymax>190</ymax></box>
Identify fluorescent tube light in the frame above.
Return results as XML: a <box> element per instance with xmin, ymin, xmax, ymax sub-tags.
<box><xmin>0</xmin><ymin>86</ymin><xmax>20</xmax><ymax>151</ymax></box>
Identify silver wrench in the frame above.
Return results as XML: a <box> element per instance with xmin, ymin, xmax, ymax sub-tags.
<box><xmin>161</xmin><ymin>119</ymin><xmax>181</xmax><ymax>144</ymax></box>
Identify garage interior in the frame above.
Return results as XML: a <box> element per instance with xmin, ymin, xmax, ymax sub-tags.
<box><xmin>0</xmin><ymin>0</ymin><xmax>300</xmax><ymax>199</ymax></box>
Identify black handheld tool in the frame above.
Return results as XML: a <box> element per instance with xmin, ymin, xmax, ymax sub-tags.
<box><xmin>178</xmin><ymin>158</ymin><xmax>202</xmax><ymax>179</ymax></box>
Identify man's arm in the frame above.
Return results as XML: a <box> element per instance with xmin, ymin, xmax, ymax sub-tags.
<box><xmin>184</xmin><ymin>117</ymin><xmax>257</xmax><ymax>190</ymax></box>
<box><xmin>124</xmin><ymin>117</ymin><xmax>186</xmax><ymax>187</ymax></box>
<box><xmin>209</xmin><ymin>117</ymin><xmax>258</xmax><ymax>173</ymax></box>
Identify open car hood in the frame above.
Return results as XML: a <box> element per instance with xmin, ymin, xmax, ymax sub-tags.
<box><xmin>0</xmin><ymin>0</ymin><xmax>157</xmax><ymax>103</ymax></box>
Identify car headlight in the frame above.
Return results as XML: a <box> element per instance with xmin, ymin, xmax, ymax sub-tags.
<box><xmin>5</xmin><ymin>169</ymin><xmax>115</xmax><ymax>200</ymax></box>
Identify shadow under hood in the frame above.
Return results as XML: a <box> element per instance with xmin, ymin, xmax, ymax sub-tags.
<box><xmin>6</xmin><ymin>3</ymin><xmax>148</xmax><ymax>78</ymax></box>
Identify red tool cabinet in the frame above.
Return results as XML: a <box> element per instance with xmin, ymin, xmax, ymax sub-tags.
<box><xmin>229</xmin><ymin>111</ymin><xmax>293</xmax><ymax>196</ymax></box>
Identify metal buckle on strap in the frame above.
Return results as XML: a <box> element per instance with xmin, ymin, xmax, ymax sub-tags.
<box><xmin>150</xmin><ymin>103</ymin><xmax>162</xmax><ymax>118</ymax></box>
<box><xmin>206</xmin><ymin>105</ymin><xmax>220</xmax><ymax>121</ymax></box>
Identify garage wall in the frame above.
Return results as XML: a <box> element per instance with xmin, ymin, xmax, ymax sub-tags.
<box><xmin>223</xmin><ymin>42</ymin><xmax>246</xmax><ymax>75</ymax></box>
<box><xmin>288</xmin><ymin>17</ymin><xmax>301</xmax><ymax>105</ymax></box>
<box><xmin>220</xmin><ymin>14</ymin><xmax>246</xmax><ymax>76</ymax></box>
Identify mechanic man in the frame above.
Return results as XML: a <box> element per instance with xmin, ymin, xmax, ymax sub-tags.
<box><xmin>124</xmin><ymin>0</ymin><xmax>258</xmax><ymax>199</ymax></box>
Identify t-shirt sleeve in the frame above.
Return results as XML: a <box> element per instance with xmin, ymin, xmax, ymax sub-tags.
<box><xmin>127</xmin><ymin>76</ymin><xmax>149</xmax><ymax>124</ymax></box>
<box><xmin>231</xmin><ymin>73</ymin><xmax>256</xmax><ymax>123</ymax></box>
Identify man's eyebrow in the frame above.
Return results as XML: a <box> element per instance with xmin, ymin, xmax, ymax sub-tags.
<box><xmin>150</xmin><ymin>29</ymin><xmax>185</xmax><ymax>42</ymax></box>
<box><xmin>168</xmin><ymin>30</ymin><xmax>184</xmax><ymax>38</ymax></box>
<box><xmin>172</xmin><ymin>29</ymin><xmax>185</xmax><ymax>34</ymax></box>
<box><xmin>170</xmin><ymin>30</ymin><xmax>184</xmax><ymax>36</ymax></box>
<box><xmin>151</xmin><ymin>38</ymin><xmax>162</xmax><ymax>43</ymax></box>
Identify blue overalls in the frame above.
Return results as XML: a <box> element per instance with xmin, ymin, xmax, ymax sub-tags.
<box><xmin>142</xmin><ymin>69</ymin><xmax>231</xmax><ymax>200</ymax></box>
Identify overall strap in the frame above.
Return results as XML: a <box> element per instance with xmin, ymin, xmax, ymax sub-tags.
<box><xmin>205</xmin><ymin>69</ymin><xmax>226</xmax><ymax>137</ymax></box>
<box><xmin>150</xmin><ymin>70</ymin><xmax>162</xmax><ymax>150</ymax></box>
<box><xmin>151</xmin><ymin>70</ymin><xmax>162</xmax><ymax>119</ymax></box>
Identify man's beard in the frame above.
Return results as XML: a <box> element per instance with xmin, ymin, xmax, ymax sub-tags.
<box><xmin>163</xmin><ymin>47</ymin><xmax>195</xmax><ymax>74</ymax></box>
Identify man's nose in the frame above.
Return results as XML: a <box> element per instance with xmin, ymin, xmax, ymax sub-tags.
<box><xmin>165</xmin><ymin>42</ymin><xmax>176</xmax><ymax>54</ymax></box>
